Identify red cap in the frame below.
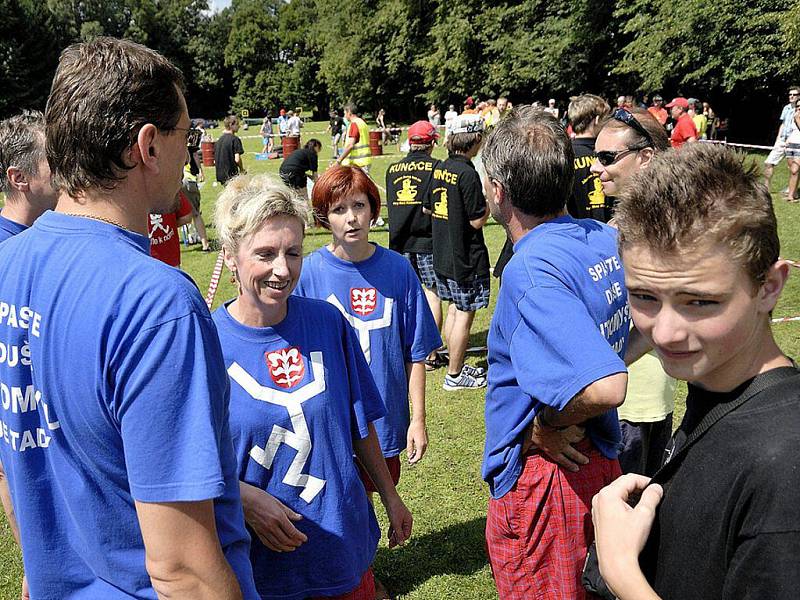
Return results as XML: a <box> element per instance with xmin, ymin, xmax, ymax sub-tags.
<box><xmin>665</xmin><ymin>97</ymin><xmax>689</xmax><ymax>109</ymax></box>
<box><xmin>408</xmin><ymin>120</ymin><xmax>439</xmax><ymax>143</ymax></box>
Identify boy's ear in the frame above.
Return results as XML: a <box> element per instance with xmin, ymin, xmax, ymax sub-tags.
<box><xmin>759</xmin><ymin>260</ymin><xmax>790</xmax><ymax>313</ymax></box>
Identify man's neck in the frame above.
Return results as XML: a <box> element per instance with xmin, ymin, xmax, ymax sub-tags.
<box><xmin>0</xmin><ymin>197</ymin><xmax>47</xmax><ymax>228</ymax></box>
<box><xmin>55</xmin><ymin>187</ymin><xmax>150</xmax><ymax>236</ymax></box>
<box><xmin>506</xmin><ymin>209</ymin><xmax>566</xmax><ymax>244</ymax></box>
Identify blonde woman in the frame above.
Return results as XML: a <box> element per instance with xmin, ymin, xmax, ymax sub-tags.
<box><xmin>213</xmin><ymin>174</ymin><xmax>412</xmax><ymax>599</ymax></box>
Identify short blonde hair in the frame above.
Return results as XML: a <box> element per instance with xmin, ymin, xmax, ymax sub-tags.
<box><xmin>214</xmin><ymin>174</ymin><xmax>310</xmax><ymax>252</ymax></box>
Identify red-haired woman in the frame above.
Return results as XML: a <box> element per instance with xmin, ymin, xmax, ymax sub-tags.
<box><xmin>295</xmin><ymin>166</ymin><xmax>440</xmax><ymax>555</ymax></box>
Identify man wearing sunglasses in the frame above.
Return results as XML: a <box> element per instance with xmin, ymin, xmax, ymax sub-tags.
<box><xmin>590</xmin><ymin>108</ymin><xmax>676</xmax><ymax>478</ymax></box>
<box><xmin>665</xmin><ymin>97</ymin><xmax>697</xmax><ymax>148</ymax></box>
<box><xmin>764</xmin><ymin>86</ymin><xmax>800</xmax><ymax>192</ymax></box>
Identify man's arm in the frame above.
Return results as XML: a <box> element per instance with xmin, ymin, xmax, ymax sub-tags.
<box><xmin>337</xmin><ymin>138</ymin><xmax>355</xmax><ymax>163</ymax></box>
<box><xmin>136</xmin><ymin>500</ymin><xmax>243</xmax><ymax>600</ymax></box>
<box><xmin>540</xmin><ymin>371</ymin><xmax>627</xmax><ymax>428</ymax></box>
<box><xmin>624</xmin><ymin>327</ymin><xmax>652</xmax><ymax>366</ymax></box>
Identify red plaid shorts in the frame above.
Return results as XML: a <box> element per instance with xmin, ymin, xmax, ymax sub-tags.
<box><xmin>308</xmin><ymin>568</ymin><xmax>375</xmax><ymax>600</ymax></box>
<box><xmin>486</xmin><ymin>438</ymin><xmax>622</xmax><ymax>600</ymax></box>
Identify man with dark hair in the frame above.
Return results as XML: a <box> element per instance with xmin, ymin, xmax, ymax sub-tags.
<box><xmin>590</xmin><ymin>107</ymin><xmax>675</xmax><ymax>477</ymax></box>
<box><xmin>0</xmin><ymin>37</ymin><xmax>257</xmax><ymax>599</ymax></box>
<box><xmin>279</xmin><ymin>138</ymin><xmax>321</xmax><ymax>202</ymax></box>
<box><xmin>567</xmin><ymin>94</ymin><xmax>612</xmax><ymax>222</ymax></box>
<box><xmin>337</xmin><ymin>103</ymin><xmax>372</xmax><ymax>174</ymax></box>
<box><xmin>0</xmin><ymin>110</ymin><xmax>57</xmax><ymax>242</ymax></box>
<box><xmin>481</xmin><ymin>107</ymin><xmax>629</xmax><ymax>599</ymax></box>
<box><xmin>215</xmin><ymin>114</ymin><xmax>246</xmax><ymax>185</ymax></box>
<box><xmin>593</xmin><ymin>143</ymin><xmax>800</xmax><ymax>600</ymax></box>
<box><xmin>427</xmin><ymin>114</ymin><xmax>490</xmax><ymax>390</ymax></box>
<box><xmin>386</xmin><ymin>120</ymin><xmax>443</xmax><ymax>366</ymax></box>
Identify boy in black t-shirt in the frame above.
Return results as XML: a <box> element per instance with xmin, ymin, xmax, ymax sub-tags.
<box><xmin>214</xmin><ymin>114</ymin><xmax>245</xmax><ymax>185</ymax></box>
<box><xmin>426</xmin><ymin>114</ymin><xmax>490</xmax><ymax>390</ymax></box>
<box><xmin>279</xmin><ymin>139</ymin><xmax>321</xmax><ymax>202</ymax></box>
<box><xmin>592</xmin><ymin>144</ymin><xmax>800</xmax><ymax>600</ymax></box>
<box><xmin>386</xmin><ymin>120</ymin><xmax>443</xmax><ymax>366</ymax></box>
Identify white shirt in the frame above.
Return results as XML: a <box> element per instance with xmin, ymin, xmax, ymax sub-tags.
<box><xmin>287</xmin><ymin>116</ymin><xmax>302</xmax><ymax>137</ymax></box>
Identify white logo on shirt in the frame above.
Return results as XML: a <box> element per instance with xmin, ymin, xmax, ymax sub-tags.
<box><xmin>227</xmin><ymin>351</ymin><xmax>326</xmax><ymax>503</ymax></box>
<box><xmin>149</xmin><ymin>214</ymin><xmax>170</xmax><ymax>236</ymax></box>
<box><xmin>326</xmin><ymin>294</ymin><xmax>393</xmax><ymax>364</ymax></box>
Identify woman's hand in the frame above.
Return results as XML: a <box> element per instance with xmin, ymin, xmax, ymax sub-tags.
<box><xmin>240</xmin><ymin>482</ymin><xmax>307</xmax><ymax>553</ymax></box>
<box><xmin>382</xmin><ymin>495</ymin><xmax>413</xmax><ymax>549</ymax></box>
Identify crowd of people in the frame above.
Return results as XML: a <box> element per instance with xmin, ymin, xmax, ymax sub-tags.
<box><xmin>0</xmin><ymin>36</ymin><xmax>798</xmax><ymax>600</ymax></box>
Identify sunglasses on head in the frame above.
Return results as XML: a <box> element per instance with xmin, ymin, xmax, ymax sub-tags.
<box><xmin>595</xmin><ymin>145</ymin><xmax>649</xmax><ymax>167</ymax></box>
<box><xmin>612</xmin><ymin>108</ymin><xmax>653</xmax><ymax>146</ymax></box>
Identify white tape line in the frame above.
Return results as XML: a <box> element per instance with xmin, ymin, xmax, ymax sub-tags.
<box><xmin>700</xmin><ymin>140</ymin><xmax>776</xmax><ymax>152</ymax></box>
<box><xmin>771</xmin><ymin>316</ymin><xmax>800</xmax><ymax>323</ymax></box>
<box><xmin>205</xmin><ymin>250</ymin><xmax>226</xmax><ymax>309</ymax></box>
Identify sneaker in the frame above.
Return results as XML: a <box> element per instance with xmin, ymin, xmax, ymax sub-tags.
<box><xmin>461</xmin><ymin>363</ymin><xmax>486</xmax><ymax>378</ymax></box>
<box><xmin>443</xmin><ymin>370</ymin><xmax>486</xmax><ymax>391</ymax></box>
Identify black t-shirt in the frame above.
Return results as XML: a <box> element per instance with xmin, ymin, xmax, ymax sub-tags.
<box><xmin>640</xmin><ymin>367</ymin><xmax>800</xmax><ymax>599</ymax></box>
<box><xmin>279</xmin><ymin>147</ymin><xmax>318</xmax><ymax>188</ymax></box>
<box><xmin>330</xmin><ymin>116</ymin><xmax>344</xmax><ymax>135</ymax></box>
<box><xmin>567</xmin><ymin>137</ymin><xmax>613</xmax><ymax>223</ymax></box>
<box><xmin>214</xmin><ymin>133</ymin><xmax>244</xmax><ymax>184</ymax></box>
<box><xmin>385</xmin><ymin>151</ymin><xmax>439</xmax><ymax>254</ymax></box>
<box><xmin>426</xmin><ymin>154</ymin><xmax>490</xmax><ymax>282</ymax></box>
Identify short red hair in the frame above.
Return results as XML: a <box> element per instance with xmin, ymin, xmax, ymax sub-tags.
<box><xmin>312</xmin><ymin>165</ymin><xmax>381</xmax><ymax>228</ymax></box>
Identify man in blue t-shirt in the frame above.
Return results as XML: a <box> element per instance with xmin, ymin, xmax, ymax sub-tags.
<box><xmin>0</xmin><ymin>38</ymin><xmax>258</xmax><ymax>600</ymax></box>
<box><xmin>480</xmin><ymin>107</ymin><xmax>631</xmax><ymax>599</ymax></box>
<box><xmin>0</xmin><ymin>111</ymin><xmax>57</xmax><ymax>243</ymax></box>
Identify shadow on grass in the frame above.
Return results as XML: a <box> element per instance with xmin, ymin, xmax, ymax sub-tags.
<box><xmin>374</xmin><ymin>516</ymin><xmax>489</xmax><ymax>595</ymax></box>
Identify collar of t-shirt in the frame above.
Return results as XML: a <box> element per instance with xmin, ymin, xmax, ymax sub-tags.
<box><xmin>319</xmin><ymin>243</ymin><xmax>382</xmax><ymax>270</ymax></box>
<box><xmin>35</xmin><ymin>210</ymin><xmax>149</xmax><ymax>254</ymax></box>
<box><xmin>572</xmin><ymin>137</ymin><xmax>597</xmax><ymax>150</ymax></box>
<box><xmin>669</xmin><ymin>376</ymin><xmax>756</xmax><ymax>456</ymax></box>
<box><xmin>446</xmin><ymin>153</ymin><xmax>473</xmax><ymax>167</ymax></box>
<box><xmin>217</xmin><ymin>297</ymin><xmax>299</xmax><ymax>343</ymax></box>
<box><xmin>512</xmin><ymin>214</ymin><xmax>584</xmax><ymax>253</ymax></box>
<box><xmin>0</xmin><ymin>214</ymin><xmax>28</xmax><ymax>238</ymax></box>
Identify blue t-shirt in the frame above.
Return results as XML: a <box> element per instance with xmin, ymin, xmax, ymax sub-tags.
<box><xmin>295</xmin><ymin>244</ymin><xmax>441</xmax><ymax>457</ymax></box>
<box><xmin>0</xmin><ymin>212</ymin><xmax>258</xmax><ymax>599</ymax></box>
<box><xmin>482</xmin><ymin>216</ymin><xmax>629</xmax><ymax>499</ymax></box>
<box><xmin>0</xmin><ymin>214</ymin><xmax>27</xmax><ymax>243</ymax></box>
<box><xmin>213</xmin><ymin>296</ymin><xmax>385</xmax><ymax>599</ymax></box>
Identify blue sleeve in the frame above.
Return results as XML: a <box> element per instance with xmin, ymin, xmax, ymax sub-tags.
<box><xmin>512</xmin><ymin>285</ymin><xmax>626</xmax><ymax>412</ymax></box>
<box><xmin>113</xmin><ymin>312</ymin><xmax>231</xmax><ymax>502</ymax></box>
<box><xmin>340</xmin><ymin>316</ymin><xmax>385</xmax><ymax>439</ymax></box>
<box><xmin>403</xmin><ymin>266</ymin><xmax>442</xmax><ymax>363</ymax></box>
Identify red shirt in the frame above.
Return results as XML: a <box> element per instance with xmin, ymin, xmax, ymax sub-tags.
<box><xmin>149</xmin><ymin>192</ymin><xmax>192</xmax><ymax>267</ymax></box>
<box><xmin>671</xmin><ymin>113</ymin><xmax>698</xmax><ymax>148</ymax></box>
<box><xmin>347</xmin><ymin>121</ymin><xmax>360</xmax><ymax>142</ymax></box>
<box><xmin>648</xmin><ymin>106</ymin><xmax>668</xmax><ymax>126</ymax></box>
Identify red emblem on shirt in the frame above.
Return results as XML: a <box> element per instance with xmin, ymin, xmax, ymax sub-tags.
<box><xmin>265</xmin><ymin>347</ymin><xmax>305</xmax><ymax>389</ymax></box>
<box><xmin>350</xmin><ymin>288</ymin><xmax>377</xmax><ymax>316</ymax></box>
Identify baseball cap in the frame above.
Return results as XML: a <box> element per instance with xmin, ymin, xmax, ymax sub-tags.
<box><xmin>408</xmin><ymin>120</ymin><xmax>439</xmax><ymax>143</ymax></box>
<box><xmin>450</xmin><ymin>114</ymin><xmax>485</xmax><ymax>135</ymax></box>
<box><xmin>665</xmin><ymin>97</ymin><xmax>689</xmax><ymax>109</ymax></box>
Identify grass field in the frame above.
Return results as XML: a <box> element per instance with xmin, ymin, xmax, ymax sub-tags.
<box><xmin>1</xmin><ymin>120</ymin><xmax>799</xmax><ymax>599</ymax></box>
